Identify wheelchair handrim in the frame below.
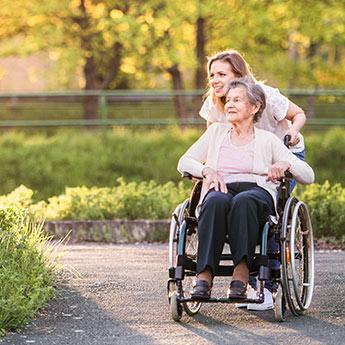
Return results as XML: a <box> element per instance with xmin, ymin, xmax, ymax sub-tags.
<box><xmin>290</xmin><ymin>201</ymin><xmax>314</xmax><ymax>310</ymax></box>
<box><xmin>281</xmin><ymin>197</ymin><xmax>315</xmax><ymax>315</ymax></box>
<box><xmin>168</xmin><ymin>200</ymin><xmax>189</xmax><ymax>269</ymax></box>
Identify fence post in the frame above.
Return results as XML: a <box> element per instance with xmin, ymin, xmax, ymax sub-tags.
<box><xmin>307</xmin><ymin>95</ymin><xmax>315</xmax><ymax>119</ymax></box>
<box><xmin>99</xmin><ymin>93</ymin><xmax>108</xmax><ymax>122</ymax></box>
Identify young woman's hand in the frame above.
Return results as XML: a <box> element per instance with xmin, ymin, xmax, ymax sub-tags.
<box><xmin>285</xmin><ymin>127</ymin><xmax>300</xmax><ymax>146</ymax></box>
<box><xmin>267</xmin><ymin>161</ymin><xmax>291</xmax><ymax>183</ymax></box>
<box><xmin>201</xmin><ymin>167</ymin><xmax>228</xmax><ymax>193</ymax></box>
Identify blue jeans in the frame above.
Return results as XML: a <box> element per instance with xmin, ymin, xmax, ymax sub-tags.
<box><xmin>249</xmin><ymin>150</ymin><xmax>305</xmax><ymax>291</ymax></box>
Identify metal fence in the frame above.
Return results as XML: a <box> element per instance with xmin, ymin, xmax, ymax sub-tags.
<box><xmin>0</xmin><ymin>89</ymin><xmax>344</xmax><ymax>128</ymax></box>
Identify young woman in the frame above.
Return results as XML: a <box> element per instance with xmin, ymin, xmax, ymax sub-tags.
<box><xmin>200</xmin><ymin>50</ymin><xmax>306</xmax><ymax>190</ymax></box>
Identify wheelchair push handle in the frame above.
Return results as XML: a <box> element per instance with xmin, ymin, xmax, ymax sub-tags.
<box><xmin>284</xmin><ymin>134</ymin><xmax>291</xmax><ymax>148</ymax></box>
<box><xmin>282</xmin><ymin>135</ymin><xmax>293</xmax><ymax>179</ymax></box>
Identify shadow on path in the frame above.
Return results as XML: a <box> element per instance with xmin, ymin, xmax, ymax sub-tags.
<box><xmin>1</xmin><ymin>282</ymin><xmax>155</xmax><ymax>345</ymax></box>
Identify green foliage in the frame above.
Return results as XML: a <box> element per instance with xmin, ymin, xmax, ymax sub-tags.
<box><xmin>1</xmin><ymin>0</ymin><xmax>345</xmax><ymax>90</ymax></box>
<box><xmin>31</xmin><ymin>178</ymin><xmax>190</xmax><ymax>220</ymax></box>
<box><xmin>295</xmin><ymin>181</ymin><xmax>345</xmax><ymax>240</ymax></box>
<box><xmin>0</xmin><ymin>127</ymin><xmax>200</xmax><ymax>200</ymax></box>
<box><xmin>1</xmin><ymin>181</ymin><xmax>345</xmax><ymax>239</ymax></box>
<box><xmin>0</xmin><ymin>185</ymin><xmax>34</xmax><ymax>209</ymax></box>
<box><xmin>0</xmin><ymin>208</ymin><xmax>55</xmax><ymax>335</ymax></box>
<box><xmin>0</xmin><ymin>127</ymin><xmax>343</xmax><ymax>201</ymax></box>
<box><xmin>305</xmin><ymin>127</ymin><xmax>345</xmax><ymax>185</ymax></box>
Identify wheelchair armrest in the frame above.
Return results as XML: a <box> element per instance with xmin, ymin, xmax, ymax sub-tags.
<box><xmin>181</xmin><ymin>172</ymin><xmax>203</xmax><ymax>181</ymax></box>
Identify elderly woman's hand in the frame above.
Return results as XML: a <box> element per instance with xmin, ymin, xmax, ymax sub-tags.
<box><xmin>267</xmin><ymin>161</ymin><xmax>291</xmax><ymax>183</ymax></box>
<box><xmin>202</xmin><ymin>167</ymin><xmax>228</xmax><ymax>193</ymax></box>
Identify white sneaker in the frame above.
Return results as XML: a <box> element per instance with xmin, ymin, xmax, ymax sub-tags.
<box><xmin>247</xmin><ymin>288</ymin><xmax>273</xmax><ymax>311</ymax></box>
<box><xmin>235</xmin><ymin>286</ymin><xmax>256</xmax><ymax>308</ymax></box>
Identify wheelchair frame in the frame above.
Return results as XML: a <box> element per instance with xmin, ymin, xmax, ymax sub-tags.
<box><xmin>167</xmin><ymin>175</ymin><xmax>315</xmax><ymax>322</ymax></box>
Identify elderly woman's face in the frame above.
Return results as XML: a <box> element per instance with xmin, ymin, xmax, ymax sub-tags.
<box><xmin>209</xmin><ymin>60</ymin><xmax>237</xmax><ymax>97</ymax></box>
<box><xmin>224</xmin><ymin>87</ymin><xmax>256</xmax><ymax>124</ymax></box>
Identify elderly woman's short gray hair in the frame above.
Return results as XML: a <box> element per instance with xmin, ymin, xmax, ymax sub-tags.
<box><xmin>224</xmin><ymin>76</ymin><xmax>266</xmax><ymax>123</ymax></box>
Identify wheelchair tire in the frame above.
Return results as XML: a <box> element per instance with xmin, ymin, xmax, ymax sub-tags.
<box><xmin>183</xmin><ymin>222</ymin><xmax>201</xmax><ymax>316</ymax></box>
<box><xmin>273</xmin><ymin>285</ymin><xmax>286</xmax><ymax>322</ymax></box>
<box><xmin>281</xmin><ymin>197</ymin><xmax>315</xmax><ymax>316</ymax></box>
<box><xmin>168</xmin><ymin>200</ymin><xmax>189</xmax><ymax>270</ymax></box>
<box><xmin>168</xmin><ymin>199</ymin><xmax>202</xmax><ymax>317</ymax></box>
<box><xmin>170</xmin><ymin>291</ymin><xmax>183</xmax><ymax>321</ymax></box>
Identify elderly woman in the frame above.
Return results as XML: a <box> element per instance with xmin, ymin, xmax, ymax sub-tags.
<box><xmin>177</xmin><ymin>77</ymin><xmax>314</xmax><ymax>300</ymax></box>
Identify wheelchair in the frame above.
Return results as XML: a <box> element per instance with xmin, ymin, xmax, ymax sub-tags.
<box><xmin>167</xmin><ymin>172</ymin><xmax>315</xmax><ymax>322</ymax></box>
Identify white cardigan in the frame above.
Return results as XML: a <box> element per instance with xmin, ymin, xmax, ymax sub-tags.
<box><xmin>177</xmin><ymin>123</ymin><xmax>314</xmax><ymax>210</ymax></box>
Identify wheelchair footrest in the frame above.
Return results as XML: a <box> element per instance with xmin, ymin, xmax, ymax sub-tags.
<box><xmin>179</xmin><ymin>296</ymin><xmax>265</xmax><ymax>304</ymax></box>
<box><xmin>259</xmin><ymin>266</ymin><xmax>270</xmax><ymax>281</ymax></box>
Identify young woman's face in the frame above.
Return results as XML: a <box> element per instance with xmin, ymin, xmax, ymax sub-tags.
<box><xmin>209</xmin><ymin>60</ymin><xmax>237</xmax><ymax>97</ymax></box>
<box><xmin>224</xmin><ymin>87</ymin><xmax>257</xmax><ymax>124</ymax></box>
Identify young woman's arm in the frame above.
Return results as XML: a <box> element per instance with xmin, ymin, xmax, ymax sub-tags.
<box><xmin>285</xmin><ymin>101</ymin><xmax>307</xmax><ymax>146</ymax></box>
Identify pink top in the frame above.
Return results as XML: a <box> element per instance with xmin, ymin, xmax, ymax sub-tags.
<box><xmin>217</xmin><ymin>135</ymin><xmax>256</xmax><ymax>184</ymax></box>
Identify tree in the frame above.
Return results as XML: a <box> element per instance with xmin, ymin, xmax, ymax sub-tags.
<box><xmin>1</xmin><ymin>0</ymin><xmax>345</xmax><ymax>119</ymax></box>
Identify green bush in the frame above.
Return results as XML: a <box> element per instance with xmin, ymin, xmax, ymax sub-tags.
<box><xmin>295</xmin><ymin>181</ymin><xmax>345</xmax><ymax>240</ymax></box>
<box><xmin>0</xmin><ymin>127</ymin><xmax>200</xmax><ymax>200</ymax></box>
<box><xmin>0</xmin><ymin>209</ymin><xmax>55</xmax><ymax>336</ymax></box>
<box><xmin>1</xmin><ymin>181</ymin><xmax>345</xmax><ymax>239</ymax></box>
<box><xmin>305</xmin><ymin>127</ymin><xmax>345</xmax><ymax>185</ymax></box>
<box><xmin>0</xmin><ymin>127</ymin><xmax>343</xmax><ymax>200</ymax></box>
<box><xmin>31</xmin><ymin>178</ymin><xmax>190</xmax><ymax>220</ymax></box>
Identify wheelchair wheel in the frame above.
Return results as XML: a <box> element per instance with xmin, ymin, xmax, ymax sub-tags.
<box><xmin>168</xmin><ymin>199</ymin><xmax>201</xmax><ymax>317</ymax></box>
<box><xmin>273</xmin><ymin>285</ymin><xmax>286</xmax><ymax>322</ymax></box>
<box><xmin>168</xmin><ymin>200</ymin><xmax>189</xmax><ymax>270</ymax></box>
<box><xmin>170</xmin><ymin>291</ymin><xmax>183</xmax><ymax>321</ymax></box>
<box><xmin>281</xmin><ymin>197</ymin><xmax>315</xmax><ymax>316</ymax></box>
<box><xmin>183</xmin><ymin>227</ymin><xmax>201</xmax><ymax>316</ymax></box>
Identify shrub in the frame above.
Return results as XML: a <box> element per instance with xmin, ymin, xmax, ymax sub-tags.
<box><xmin>32</xmin><ymin>178</ymin><xmax>190</xmax><ymax>220</ymax></box>
<box><xmin>0</xmin><ymin>127</ymin><xmax>200</xmax><ymax>200</ymax></box>
<box><xmin>0</xmin><ymin>185</ymin><xmax>34</xmax><ymax>209</ymax></box>
<box><xmin>1</xmin><ymin>181</ymin><xmax>345</xmax><ymax>240</ymax></box>
<box><xmin>295</xmin><ymin>181</ymin><xmax>345</xmax><ymax>240</ymax></box>
<box><xmin>305</xmin><ymin>127</ymin><xmax>345</xmax><ymax>185</ymax></box>
<box><xmin>0</xmin><ymin>127</ymin><xmax>343</xmax><ymax>200</ymax></box>
<box><xmin>0</xmin><ymin>209</ymin><xmax>55</xmax><ymax>335</ymax></box>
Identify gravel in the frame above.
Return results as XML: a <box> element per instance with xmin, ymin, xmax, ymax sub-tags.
<box><xmin>1</xmin><ymin>243</ymin><xmax>344</xmax><ymax>345</ymax></box>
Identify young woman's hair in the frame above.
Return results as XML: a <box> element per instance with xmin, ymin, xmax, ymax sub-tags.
<box><xmin>224</xmin><ymin>76</ymin><xmax>266</xmax><ymax>123</ymax></box>
<box><xmin>206</xmin><ymin>49</ymin><xmax>258</xmax><ymax>113</ymax></box>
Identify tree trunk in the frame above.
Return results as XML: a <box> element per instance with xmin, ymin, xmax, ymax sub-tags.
<box><xmin>83</xmin><ymin>57</ymin><xmax>99</xmax><ymax>120</ymax></box>
<box><xmin>194</xmin><ymin>16</ymin><xmax>206</xmax><ymax>118</ymax></box>
<box><xmin>76</xmin><ymin>0</ymin><xmax>123</xmax><ymax>121</ymax></box>
<box><xmin>287</xmin><ymin>32</ymin><xmax>298</xmax><ymax>88</ymax></box>
<box><xmin>167</xmin><ymin>64</ymin><xmax>188</xmax><ymax>120</ymax></box>
<box><xmin>306</xmin><ymin>42</ymin><xmax>319</xmax><ymax>119</ymax></box>
<box><xmin>81</xmin><ymin>41</ymin><xmax>123</xmax><ymax>121</ymax></box>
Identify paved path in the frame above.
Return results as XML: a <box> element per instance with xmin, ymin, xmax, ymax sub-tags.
<box><xmin>1</xmin><ymin>244</ymin><xmax>345</xmax><ymax>345</ymax></box>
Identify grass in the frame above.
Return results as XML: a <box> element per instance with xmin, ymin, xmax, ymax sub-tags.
<box><xmin>0</xmin><ymin>209</ymin><xmax>57</xmax><ymax>336</ymax></box>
